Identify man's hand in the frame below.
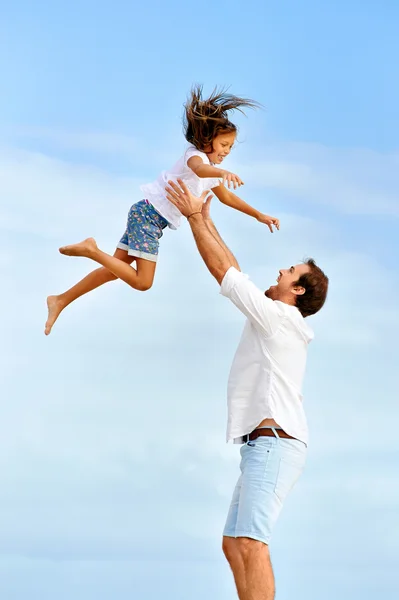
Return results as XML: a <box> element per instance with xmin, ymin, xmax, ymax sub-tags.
<box><xmin>201</xmin><ymin>194</ymin><xmax>212</xmax><ymax>221</ymax></box>
<box><xmin>165</xmin><ymin>179</ymin><xmax>210</xmax><ymax>218</ymax></box>
<box><xmin>166</xmin><ymin>180</ymin><xmax>238</xmax><ymax>284</ymax></box>
<box><xmin>257</xmin><ymin>213</ymin><xmax>280</xmax><ymax>233</ymax></box>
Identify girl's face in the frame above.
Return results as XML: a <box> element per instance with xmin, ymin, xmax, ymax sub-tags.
<box><xmin>206</xmin><ymin>131</ymin><xmax>236</xmax><ymax>164</ymax></box>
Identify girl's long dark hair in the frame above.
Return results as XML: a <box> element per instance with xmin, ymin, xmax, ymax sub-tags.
<box><xmin>183</xmin><ymin>85</ymin><xmax>260</xmax><ymax>152</ymax></box>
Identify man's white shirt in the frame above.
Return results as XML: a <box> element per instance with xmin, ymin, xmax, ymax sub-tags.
<box><xmin>220</xmin><ymin>267</ymin><xmax>314</xmax><ymax>445</ymax></box>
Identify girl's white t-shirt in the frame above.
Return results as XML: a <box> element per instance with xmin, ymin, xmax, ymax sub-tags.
<box><xmin>140</xmin><ymin>145</ymin><xmax>221</xmax><ymax>229</ymax></box>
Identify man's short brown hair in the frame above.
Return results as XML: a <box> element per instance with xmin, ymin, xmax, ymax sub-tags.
<box><xmin>294</xmin><ymin>259</ymin><xmax>329</xmax><ymax>317</ymax></box>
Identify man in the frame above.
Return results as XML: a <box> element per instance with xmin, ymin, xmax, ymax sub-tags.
<box><xmin>165</xmin><ymin>180</ymin><xmax>329</xmax><ymax>600</ymax></box>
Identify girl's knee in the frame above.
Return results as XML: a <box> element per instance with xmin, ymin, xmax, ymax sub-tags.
<box><xmin>136</xmin><ymin>279</ymin><xmax>153</xmax><ymax>292</ymax></box>
<box><xmin>135</xmin><ymin>257</ymin><xmax>156</xmax><ymax>291</ymax></box>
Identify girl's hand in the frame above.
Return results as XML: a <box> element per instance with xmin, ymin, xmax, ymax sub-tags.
<box><xmin>257</xmin><ymin>213</ymin><xmax>280</xmax><ymax>233</ymax></box>
<box><xmin>220</xmin><ymin>170</ymin><xmax>244</xmax><ymax>190</ymax></box>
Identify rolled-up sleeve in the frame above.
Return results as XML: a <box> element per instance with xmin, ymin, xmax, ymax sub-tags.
<box><xmin>220</xmin><ymin>267</ymin><xmax>282</xmax><ymax>336</ymax></box>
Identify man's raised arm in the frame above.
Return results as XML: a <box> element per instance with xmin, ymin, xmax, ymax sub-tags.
<box><xmin>165</xmin><ymin>180</ymin><xmax>281</xmax><ymax>336</ymax></box>
<box><xmin>165</xmin><ymin>180</ymin><xmax>239</xmax><ymax>285</ymax></box>
<box><xmin>201</xmin><ymin>198</ymin><xmax>240</xmax><ymax>272</ymax></box>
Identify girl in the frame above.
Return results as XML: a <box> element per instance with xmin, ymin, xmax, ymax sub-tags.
<box><xmin>45</xmin><ymin>86</ymin><xmax>280</xmax><ymax>335</ymax></box>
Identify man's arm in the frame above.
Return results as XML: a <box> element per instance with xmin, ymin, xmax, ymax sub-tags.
<box><xmin>165</xmin><ymin>179</ymin><xmax>281</xmax><ymax>335</ymax></box>
<box><xmin>185</xmin><ymin>213</ymin><xmax>236</xmax><ymax>285</ymax></box>
<box><xmin>201</xmin><ymin>199</ymin><xmax>240</xmax><ymax>271</ymax></box>
<box><xmin>191</xmin><ymin>213</ymin><xmax>281</xmax><ymax>335</ymax></box>
<box><xmin>165</xmin><ymin>179</ymin><xmax>238</xmax><ymax>284</ymax></box>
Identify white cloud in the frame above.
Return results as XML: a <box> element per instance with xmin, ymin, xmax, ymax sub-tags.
<box><xmin>3</xmin><ymin>126</ymin><xmax>138</xmax><ymax>157</ymax></box>
<box><xmin>235</xmin><ymin>142</ymin><xmax>399</xmax><ymax>217</ymax></box>
<box><xmin>0</xmin><ymin>146</ymin><xmax>139</xmax><ymax>240</ymax></box>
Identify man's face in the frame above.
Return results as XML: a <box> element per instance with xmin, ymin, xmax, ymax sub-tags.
<box><xmin>265</xmin><ymin>263</ymin><xmax>310</xmax><ymax>301</ymax></box>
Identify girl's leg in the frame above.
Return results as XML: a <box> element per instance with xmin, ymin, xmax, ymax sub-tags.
<box><xmin>58</xmin><ymin>238</ymin><xmax>157</xmax><ymax>290</ymax></box>
<box><xmin>45</xmin><ymin>248</ymin><xmax>136</xmax><ymax>335</ymax></box>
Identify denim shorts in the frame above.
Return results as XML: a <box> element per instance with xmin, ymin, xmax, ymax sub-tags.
<box><xmin>117</xmin><ymin>200</ymin><xmax>169</xmax><ymax>262</ymax></box>
<box><xmin>223</xmin><ymin>434</ymin><xmax>307</xmax><ymax>545</ymax></box>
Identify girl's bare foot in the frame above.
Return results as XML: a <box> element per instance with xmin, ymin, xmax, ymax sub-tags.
<box><xmin>45</xmin><ymin>295</ymin><xmax>65</xmax><ymax>335</ymax></box>
<box><xmin>59</xmin><ymin>237</ymin><xmax>98</xmax><ymax>258</ymax></box>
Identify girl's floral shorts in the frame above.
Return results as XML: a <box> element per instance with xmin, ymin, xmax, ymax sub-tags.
<box><xmin>117</xmin><ymin>200</ymin><xmax>169</xmax><ymax>262</ymax></box>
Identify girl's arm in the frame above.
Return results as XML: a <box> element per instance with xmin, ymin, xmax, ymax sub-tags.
<box><xmin>187</xmin><ymin>156</ymin><xmax>243</xmax><ymax>189</ymax></box>
<box><xmin>187</xmin><ymin>155</ymin><xmax>224</xmax><ymax>178</ymax></box>
<box><xmin>212</xmin><ymin>184</ymin><xmax>280</xmax><ymax>233</ymax></box>
<box><xmin>212</xmin><ymin>183</ymin><xmax>259</xmax><ymax>218</ymax></box>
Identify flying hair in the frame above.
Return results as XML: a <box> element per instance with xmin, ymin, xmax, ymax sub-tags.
<box><xmin>183</xmin><ymin>85</ymin><xmax>260</xmax><ymax>152</ymax></box>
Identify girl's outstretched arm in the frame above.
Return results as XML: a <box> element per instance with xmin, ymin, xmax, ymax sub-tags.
<box><xmin>212</xmin><ymin>184</ymin><xmax>280</xmax><ymax>233</ymax></box>
<box><xmin>187</xmin><ymin>156</ymin><xmax>243</xmax><ymax>189</ymax></box>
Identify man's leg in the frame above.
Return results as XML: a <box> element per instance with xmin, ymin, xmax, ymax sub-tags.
<box><xmin>223</xmin><ymin>536</ymin><xmax>275</xmax><ymax>600</ymax></box>
<box><xmin>223</xmin><ymin>436</ymin><xmax>306</xmax><ymax>599</ymax></box>
<box><xmin>222</xmin><ymin>536</ymin><xmax>247</xmax><ymax>600</ymax></box>
<box><xmin>239</xmin><ymin>537</ymin><xmax>275</xmax><ymax>600</ymax></box>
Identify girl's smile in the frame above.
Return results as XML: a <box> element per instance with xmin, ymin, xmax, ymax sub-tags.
<box><xmin>206</xmin><ymin>131</ymin><xmax>236</xmax><ymax>164</ymax></box>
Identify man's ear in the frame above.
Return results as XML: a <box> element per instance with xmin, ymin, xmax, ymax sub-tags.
<box><xmin>292</xmin><ymin>285</ymin><xmax>306</xmax><ymax>297</ymax></box>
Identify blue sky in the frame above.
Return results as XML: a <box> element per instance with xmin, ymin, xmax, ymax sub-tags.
<box><xmin>1</xmin><ymin>1</ymin><xmax>399</xmax><ymax>599</ymax></box>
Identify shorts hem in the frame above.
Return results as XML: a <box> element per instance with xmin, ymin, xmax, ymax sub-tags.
<box><xmin>116</xmin><ymin>243</ymin><xmax>158</xmax><ymax>263</ymax></box>
<box><xmin>117</xmin><ymin>242</ymin><xmax>129</xmax><ymax>251</ymax></box>
<box><xmin>222</xmin><ymin>529</ymin><xmax>236</xmax><ymax>538</ymax></box>
<box><xmin>229</xmin><ymin>531</ymin><xmax>271</xmax><ymax>545</ymax></box>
